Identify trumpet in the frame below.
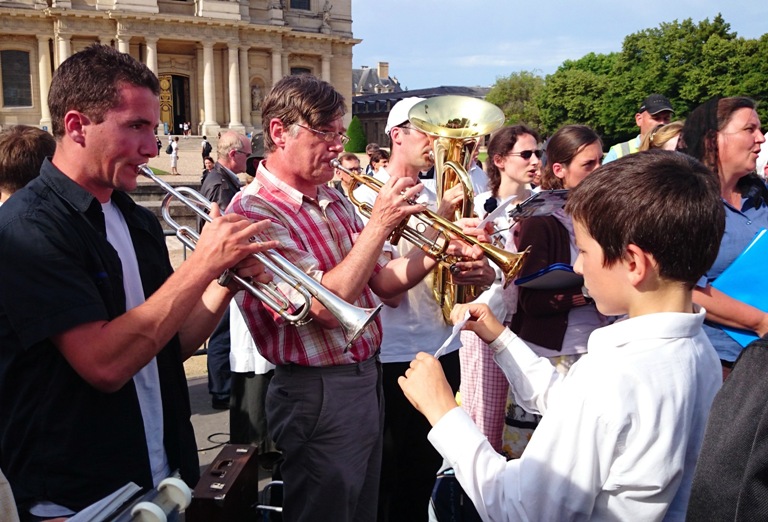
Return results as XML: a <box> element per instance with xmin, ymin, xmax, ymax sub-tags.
<box><xmin>331</xmin><ymin>160</ymin><xmax>529</xmax><ymax>287</ymax></box>
<box><xmin>138</xmin><ymin>164</ymin><xmax>382</xmax><ymax>348</ymax></box>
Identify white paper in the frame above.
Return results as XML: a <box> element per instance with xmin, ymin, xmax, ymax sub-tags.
<box><xmin>68</xmin><ymin>482</ymin><xmax>142</xmax><ymax>522</ymax></box>
<box><xmin>434</xmin><ymin>310</ymin><xmax>470</xmax><ymax>358</ymax></box>
<box><xmin>477</xmin><ymin>194</ymin><xmax>517</xmax><ymax>229</ymax></box>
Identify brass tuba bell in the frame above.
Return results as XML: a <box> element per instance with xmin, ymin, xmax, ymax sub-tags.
<box><xmin>407</xmin><ymin>95</ymin><xmax>508</xmax><ymax>322</ymax></box>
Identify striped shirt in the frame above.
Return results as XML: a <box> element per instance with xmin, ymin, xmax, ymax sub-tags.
<box><xmin>227</xmin><ymin>163</ymin><xmax>385</xmax><ymax>366</ymax></box>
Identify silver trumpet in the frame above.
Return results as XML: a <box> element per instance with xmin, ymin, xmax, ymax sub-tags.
<box><xmin>138</xmin><ymin>164</ymin><xmax>382</xmax><ymax>348</ymax></box>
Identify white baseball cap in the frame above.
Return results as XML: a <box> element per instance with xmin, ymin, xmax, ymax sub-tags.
<box><xmin>385</xmin><ymin>97</ymin><xmax>427</xmax><ymax>134</ymax></box>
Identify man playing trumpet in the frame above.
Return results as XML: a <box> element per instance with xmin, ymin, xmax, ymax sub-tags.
<box><xmin>351</xmin><ymin>97</ymin><xmax>495</xmax><ymax>521</ymax></box>
<box><xmin>0</xmin><ymin>44</ymin><xmax>275</xmax><ymax>519</ymax></box>
<box><xmin>227</xmin><ymin>76</ymin><xmax>490</xmax><ymax>522</ymax></box>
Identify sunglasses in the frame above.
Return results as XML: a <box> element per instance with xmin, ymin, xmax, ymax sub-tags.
<box><xmin>507</xmin><ymin>149</ymin><xmax>544</xmax><ymax>160</ymax></box>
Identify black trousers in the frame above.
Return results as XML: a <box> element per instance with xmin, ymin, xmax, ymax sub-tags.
<box><xmin>378</xmin><ymin>350</ymin><xmax>461</xmax><ymax>522</ymax></box>
<box><xmin>206</xmin><ymin>310</ymin><xmax>231</xmax><ymax>401</ymax></box>
<box><xmin>229</xmin><ymin>370</ymin><xmax>277</xmax><ymax>454</ymax></box>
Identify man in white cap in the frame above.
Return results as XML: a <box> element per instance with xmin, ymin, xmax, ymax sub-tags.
<box><xmin>353</xmin><ymin>97</ymin><xmax>495</xmax><ymax>521</ymax></box>
<box><xmin>604</xmin><ymin>93</ymin><xmax>674</xmax><ymax>163</ymax></box>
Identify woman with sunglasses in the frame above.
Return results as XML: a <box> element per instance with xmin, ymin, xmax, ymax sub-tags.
<box><xmin>502</xmin><ymin>124</ymin><xmax>610</xmax><ymax>459</ymax></box>
<box><xmin>459</xmin><ymin>125</ymin><xmax>539</xmax><ymax>454</ymax></box>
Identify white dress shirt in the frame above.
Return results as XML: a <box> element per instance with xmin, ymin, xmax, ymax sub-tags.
<box><xmin>428</xmin><ymin>307</ymin><xmax>720</xmax><ymax>521</ymax></box>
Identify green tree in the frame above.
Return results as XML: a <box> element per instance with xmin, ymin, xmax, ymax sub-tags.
<box><xmin>345</xmin><ymin>115</ymin><xmax>367</xmax><ymax>153</ymax></box>
<box><xmin>485</xmin><ymin>71</ymin><xmax>544</xmax><ymax>132</ymax></box>
<box><xmin>537</xmin><ymin>53</ymin><xmax>616</xmax><ymax>137</ymax></box>
<box><xmin>534</xmin><ymin>14</ymin><xmax>768</xmax><ymax>146</ymax></box>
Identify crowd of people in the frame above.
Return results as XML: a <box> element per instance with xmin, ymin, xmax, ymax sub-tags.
<box><xmin>1</xmin><ymin>43</ymin><xmax>768</xmax><ymax>522</ymax></box>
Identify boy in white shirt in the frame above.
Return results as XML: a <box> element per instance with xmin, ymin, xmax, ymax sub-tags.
<box><xmin>398</xmin><ymin>150</ymin><xmax>725</xmax><ymax>521</ymax></box>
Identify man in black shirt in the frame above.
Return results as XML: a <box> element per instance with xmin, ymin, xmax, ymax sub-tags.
<box><xmin>0</xmin><ymin>44</ymin><xmax>274</xmax><ymax>519</ymax></box>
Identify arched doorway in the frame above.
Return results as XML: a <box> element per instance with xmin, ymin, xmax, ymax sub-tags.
<box><xmin>158</xmin><ymin>74</ymin><xmax>191</xmax><ymax>135</ymax></box>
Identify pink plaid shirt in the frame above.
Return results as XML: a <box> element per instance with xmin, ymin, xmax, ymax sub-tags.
<box><xmin>227</xmin><ymin>163</ymin><xmax>385</xmax><ymax>366</ymax></box>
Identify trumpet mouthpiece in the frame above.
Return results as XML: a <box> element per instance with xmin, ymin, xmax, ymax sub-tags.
<box><xmin>330</xmin><ymin>159</ymin><xmax>341</xmax><ymax>168</ymax></box>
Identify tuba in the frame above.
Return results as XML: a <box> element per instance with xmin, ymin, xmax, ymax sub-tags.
<box><xmin>407</xmin><ymin>96</ymin><xmax>507</xmax><ymax>321</ymax></box>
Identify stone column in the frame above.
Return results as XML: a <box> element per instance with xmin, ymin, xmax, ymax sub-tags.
<box><xmin>37</xmin><ymin>36</ymin><xmax>52</xmax><ymax>130</ymax></box>
<box><xmin>117</xmin><ymin>35</ymin><xmax>130</xmax><ymax>54</ymax></box>
<box><xmin>144</xmin><ymin>36</ymin><xmax>158</xmax><ymax>76</ymax></box>
<box><xmin>271</xmin><ymin>49</ymin><xmax>282</xmax><ymax>86</ymax></box>
<box><xmin>281</xmin><ymin>52</ymin><xmax>289</xmax><ymax>78</ymax></box>
<box><xmin>321</xmin><ymin>54</ymin><xmax>331</xmax><ymax>82</ymax></box>
<box><xmin>227</xmin><ymin>43</ymin><xmax>243</xmax><ymax>131</ymax></box>
<box><xmin>239</xmin><ymin>45</ymin><xmax>252</xmax><ymax>129</ymax></box>
<box><xmin>56</xmin><ymin>33</ymin><xmax>71</xmax><ymax>67</ymax></box>
<box><xmin>201</xmin><ymin>41</ymin><xmax>218</xmax><ymax>135</ymax></box>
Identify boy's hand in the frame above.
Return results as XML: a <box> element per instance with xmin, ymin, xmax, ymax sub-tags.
<box><xmin>451</xmin><ymin>303</ymin><xmax>505</xmax><ymax>344</ymax></box>
<box><xmin>398</xmin><ymin>352</ymin><xmax>459</xmax><ymax>426</ymax></box>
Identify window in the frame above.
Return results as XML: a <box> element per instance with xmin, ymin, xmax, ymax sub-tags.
<box><xmin>290</xmin><ymin>67</ymin><xmax>312</xmax><ymax>76</ymax></box>
<box><xmin>1</xmin><ymin>50</ymin><xmax>32</xmax><ymax>108</ymax></box>
<box><xmin>290</xmin><ymin>0</ymin><xmax>310</xmax><ymax>9</ymax></box>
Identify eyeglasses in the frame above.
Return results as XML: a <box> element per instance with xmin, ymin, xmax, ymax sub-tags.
<box><xmin>507</xmin><ymin>149</ymin><xmax>543</xmax><ymax>160</ymax></box>
<box><xmin>347</xmin><ymin>167</ymin><xmax>363</xmax><ymax>173</ymax></box>
<box><xmin>232</xmin><ymin>149</ymin><xmax>250</xmax><ymax>156</ymax></box>
<box><xmin>296</xmin><ymin>124</ymin><xmax>350</xmax><ymax>145</ymax></box>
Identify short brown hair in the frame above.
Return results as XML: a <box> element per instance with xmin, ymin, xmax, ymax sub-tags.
<box><xmin>0</xmin><ymin>126</ymin><xmax>56</xmax><ymax>194</ymax></box>
<box><xmin>261</xmin><ymin>75</ymin><xmax>346</xmax><ymax>152</ymax></box>
<box><xmin>369</xmin><ymin>149</ymin><xmax>390</xmax><ymax>165</ymax></box>
<box><xmin>337</xmin><ymin>152</ymin><xmax>359</xmax><ymax>164</ymax></box>
<box><xmin>48</xmin><ymin>44</ymin><xmax>159</xmax><ymax>138</ymax></box>
<box><xmin>566</xmin><ymin>150</ymin><xmax>724</xmax><ymax>286</ymax></box>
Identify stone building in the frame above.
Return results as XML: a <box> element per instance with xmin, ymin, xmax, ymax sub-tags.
<box><xmin>0</xmin><ymin>0</ymin><xmax>358</xmax><ymax>136</ymax></box>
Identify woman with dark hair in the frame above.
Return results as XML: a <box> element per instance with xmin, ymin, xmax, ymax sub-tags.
<box><xmin>503</xmin><ymin>124</ymin><xmax>610</xmax><ymax>458</ymax></box>
<box><xmin>679</xmin><ymin>96</ymin><xmax>767</xmax><ymax>375</ymax></box>
<box><xmin>459</xmin><ymin>125</ymin><xmax>539</xmax><ymax>453</ymax></box>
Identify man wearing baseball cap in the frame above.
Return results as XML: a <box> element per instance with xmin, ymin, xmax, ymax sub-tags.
<box><xmin>604</xmin><ymin>94</ymin><xmax>674</xmax><ymax>163</ymax></box>
<box><xmin>354</xmin><ymin>96</ymin><xmax>495</xmax><ymax>521</ymax></box>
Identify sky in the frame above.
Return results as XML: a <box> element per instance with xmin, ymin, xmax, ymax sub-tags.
<box><xmin>350</xmin><ymin>0</ymin><xmax>768</xmax><ymax>90</ymax></box>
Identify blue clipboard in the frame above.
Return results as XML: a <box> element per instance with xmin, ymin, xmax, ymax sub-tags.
<box><xmin>514</xmin><ymin>263</ymin><xmax>584</xmax><ymax>290</ymax></box>
<box><xmin>711</xmin><ymin>228</ymin><xmax>768</xmax><ymax>347</ymax></box>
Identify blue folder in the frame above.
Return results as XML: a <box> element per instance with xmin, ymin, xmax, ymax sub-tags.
<box><xmin>711</xmin><ymin>228</ymin><xmax>768</xmax><ymax>347</ymax></box>
<box><xmin>514</xmin><ymin>263</ymin><xmax>584</xmax><ymax>290</ymax></box>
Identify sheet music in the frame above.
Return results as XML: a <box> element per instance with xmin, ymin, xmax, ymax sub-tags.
<box><xmin>434</xmin><ymin>310</ymin><xmax>470</xmax><ymax>358</ymax></box>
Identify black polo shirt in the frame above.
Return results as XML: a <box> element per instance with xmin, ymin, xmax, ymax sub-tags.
<box><xmin>0</xmin><ymin>160</ymin><xmax>198</xmax><ymax>512</ymax></box>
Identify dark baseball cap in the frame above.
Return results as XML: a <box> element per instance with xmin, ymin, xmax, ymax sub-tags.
<box><xmin>639</xmin><ymin>94</ymin><xmax>674</xmax><ymax>115</ymax></box>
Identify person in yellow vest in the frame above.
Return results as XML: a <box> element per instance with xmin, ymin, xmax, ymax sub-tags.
<box><xmin>603</xmin><ymin>94</ymin><xmax>674</xmax><ymax>163</ymax></box>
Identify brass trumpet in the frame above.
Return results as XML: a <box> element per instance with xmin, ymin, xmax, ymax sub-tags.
<box><xmin>138</xmin><ymin>164</ymin><xmax>382</xmax><ymax>348</ymax></box>
<box><xmin>331</xmin><ymin>160</ymin><xmax>529</xmax><ymax>287</ymax></box>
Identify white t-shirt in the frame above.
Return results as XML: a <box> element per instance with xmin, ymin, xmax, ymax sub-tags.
<box><xmin>102</xmin><ymin>200</ymin><xmax>170</xmax><ymax>485</ymax></box>
<box><xmin>230</xmin><ymin>297</ymin><xmax>275</xmax><ymax>374</ymax></box>
<box><xmin>429</xmin><ymin>307</ymin><xmax>721</xmax><ymax>521</ymax></box>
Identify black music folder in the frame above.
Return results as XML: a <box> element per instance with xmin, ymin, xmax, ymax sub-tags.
<box><xmin>508</xmin><ymin>190</ymin><xmax>569</xmax><ymax>220</ymax></box>
<box><xmin>515</xmin><ymin>263</ymin><xmax>583</xmax><ymax>290</ymax></box>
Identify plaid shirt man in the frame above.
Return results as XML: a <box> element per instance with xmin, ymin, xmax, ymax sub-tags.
<box><xmin>228</xmin><ymin>162</ymin><xmax>386</xmax><ymax>366</ymax></box>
